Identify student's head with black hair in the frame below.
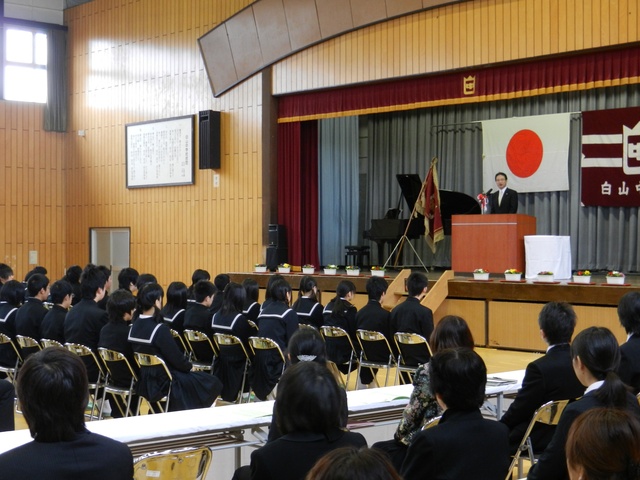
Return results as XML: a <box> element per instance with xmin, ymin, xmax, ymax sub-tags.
<box><xmin>270</xmin><ymin>278</ymin><xmax>292</xmax><ymax>305</ymax></box>
<box><xmin>49</xmin><ymin>280</ymin><xmax>73</xmax><ymax>307</ymax></box>
<box><xmin>297</xmin><ymin>276</ymin><xmax>320</xmax><ymax>302</ymax></box>
<box><xmin>276</xmin><ymin>361</ymin><xmax>343</xmax><ymax>436</ymax></box>
<box><xmin>26</xmin><ymin>273</ymin><xmax>49</xmax><ymax>299</ymax></box>
<box><xmin>406</xmin><ymin>272</ymin><xmax>428</xmax><ymax>298</ymax></box>
<box><xmin>538</xmin><ymin>301</ymin><xmax>577</xmax><ymax>345</ymax></box>
<box><xmin>265</xmin><ymin>274</ymin><xmax>284</xmax><ymax>301</ymax></box>
<box><xmin>117</xmin><ymin>267</ymin><xmax>139</xmax><ymax>292</ymax></box>
<box><xmin>429</xmin><ymin>347</ymin><xmax>486</xmax><ymax>411</ymax></box>
<box><xmin>193</xmin><ymin>280</ymin><xmax>216</xmax><ymax>306</ymax></box>
<box><xmin>24</xmin><ymin>266</ymin><xmax>47</xmax><ymax>283</ymax></box>
<box><xmin>365</xmin><ymin>276</ymin><xmax>387</xmax><ymax>302</ymax></box>
<box><xmin>80</xmin><ymin>265</ymin><xmax>107</xmax><ymax>301</ymax></box>
<box><xmin>136</xmin><ymin>273</ymin><xmax>157</xmax><ymax>291</ymax></box>
<box><xmin>242</xmin><ymin>278</ymin><xmax>259</xmax><ymax>303</ymax></box>
<box><xmin>0</xmin><ymin>280</ymin><xmax>25</xmax><ymax>306</ymax></box>
<box><xmin>306</xmin><ymin>446</ymin><xmax>402</xmax><ymax>480</ymax></box>
<box><xmin>288</xmin><ymin>327</ymin><xmax>327</xmax><ymax>365</ymax></box>
<box><xmin>430</xmin><ymin>315</ymin><xmax>475</xmax><ymax>354</ymax></box>
<box><xmin>0</xmin><ymin>264</ymin><xmax>14</xmax><ymax>284</ymax></box>
<box><xmin>63</xmin><ymin>265</ymin><xmax>82</xmax><ymax>285</ymax></box>
<box><xmin>97</xmin><ymin>265</ymin><xmax>112</xmax><ymax>290</ymax></box>
<box><xmin>617</xmin><ymin>291</ymin><xmax>640</xmax><ymax>336</ymax></box>
<box><xmin>191</xmin><ymin>269</ymin><xmax>211</xmax><ymax>285</ymax></box>
<box><xmin>214</xmin><ymin>273</ymin><xmax>231</xmax><ymax>292</ymax></box>
<box><xmin>106</xmin><ymin>289</ymin><xmax>136</xmax><ymax>324</ymax></box>
<box><xmin>165</xmin><ymin>281</ymin><xmax>188</xmax><ymax>310</ymax></box>
<box><xmin>135</xmin><ymin>283</ymin><xmax>164</xmax><ymax>316</ymax></box>
<box><xmin>220</xmin><ymin>282</ymin><xmax>246</xmax><ymax>316</ymax></box>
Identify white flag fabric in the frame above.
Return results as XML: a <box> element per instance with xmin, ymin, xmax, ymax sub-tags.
<box><xmin>482</xmin><ymin>113</ymin><xmax>571</xmax><ymax>193</ymax></box>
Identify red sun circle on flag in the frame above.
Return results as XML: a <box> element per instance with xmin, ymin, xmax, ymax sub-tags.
<box><xmin>506</xmin><ymin>129</ymin><xmax>543</xmax><ymax>178</ymax></box>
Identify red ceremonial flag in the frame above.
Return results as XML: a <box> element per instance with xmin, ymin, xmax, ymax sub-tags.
<box><xmin>482</xmin><ymin>113</ymin><xmax>571</xmax><ymax>193</ymax></box>
<box><xmin>581</xmin><ymin>106</ymin><xmax>640</xmax><ymax>207</ymax></box>
<box><xmin>415</xmin><ymin>158</ymin><xmax>444</xmax><ymax>253</ymax></box>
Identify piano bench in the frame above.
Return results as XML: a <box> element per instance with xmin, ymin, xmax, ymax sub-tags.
<box><xmin>345</xmin><ymin>245</ymin><xmax>370</xmax><ymax>268</ymax></box>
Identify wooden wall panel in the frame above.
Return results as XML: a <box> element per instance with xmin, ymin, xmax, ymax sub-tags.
<box><xmin>434</xmin><ymin>299</ymin><xmax>486</xmax><ymax>346</ymax></box>
<box><xmin>63</xmin><ymin>0</ymin><xmax>262</xmax><ymax>288</ymax></box>
<box><xmin>272</xmin><ymin>0</ymin><xmax>640</xmax><ymax>95</ymax></box>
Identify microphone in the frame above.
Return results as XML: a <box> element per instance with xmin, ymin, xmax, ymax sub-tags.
<box><xmin>485</xmin><ymin>188</ymin><xmax>493</xmax><ymax>196</ymax></box>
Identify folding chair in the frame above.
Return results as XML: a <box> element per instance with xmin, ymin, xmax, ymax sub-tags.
<box><xmin>421</xmin><ymin>415</ymin><xmax>442</xmax><ymax>431</ymax></box>
<box><xmin>65</xmin><ymin>342</ymin><xmax>106</xmax><ymax>421</ymax></box>
<box><xmin>169</xmin><ymin>328</ymin><xmax>190</xmax><ymax>358</ymax></box>
<box><xmin>247</xmin><ymin>336</ymin><xmax>286</xmax><ymax>401</ymax></box>
<box><xmin>15</xmin><ymin>334</ymin><xmax>42</xmax><ymax>360</ymax></box>
<box><xmin>40</xmin><ymin>338</ymin><xmax>64</xmax><ymax>349</ymax></box>
<box><xmin>182</xmin><ymin>329</ymin><xmax>217</xmax><ymax>372</ymax></box>
<box><xmin>506</xmin><ymin>399</ymin><xmax>570</xmax><ymax>480</ymax></box>
<box><xmin>356</xmin><ymin>329</ymin><xmax>397</xmax><ymax>387</ymax></box>
<box><xmin>98</xmin><ymin>347</ymin><xmax>139</xmax><ymax>418</ymax></box>
<box><xmin>394</xmin><ymin>332</ymin><xmax>432</xmax><ymax>384</ymax></box>
<box><xmin>213</xmin><ymin>333</ymin><xmax>251</xmax><ymax>403</ymax></box>
<box><xmin>134</xmin><ymin>352</ymin><xmax>173</xmax><ymax>413</ymax></box>
<box><xmin>133</xmin><ymin>446</ymin><xmax>212</xmax><ymax>480</ymax></box>
<box><xmin>320</xmin><ymin>325</ymin><xmax>358</xmax><ymax>389</ymax></box>
<box><xmin>0</xmin><ymin>333</ymin><xmax>22</xmax><ymax>383</ymax></box>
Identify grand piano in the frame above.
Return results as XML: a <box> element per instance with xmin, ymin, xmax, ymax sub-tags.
<box><xmin>364</xmin><ymin>174</ymin><xmax>480</xmax><ymax>265</ymax></box>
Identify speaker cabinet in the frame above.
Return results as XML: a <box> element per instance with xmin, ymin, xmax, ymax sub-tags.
<box><xmin>266</xmin><ymin>246</ymin><xmax>288</xmax><ymax>270</ymax></box>
<box><xmin>198</xmin><ymin>110</ymin><xmax>221</xmax><ymax>169</ymax></box>
<box><xmin>268</xmin><ymin>224</ymin><xmax>287</xmax><ymax>247</ymax></box>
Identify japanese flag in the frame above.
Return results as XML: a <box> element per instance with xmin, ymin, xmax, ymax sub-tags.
<box><xmin>482</xmin><ymin>113</ymin><xmax>571</xmax><ymax>193</ymax></box>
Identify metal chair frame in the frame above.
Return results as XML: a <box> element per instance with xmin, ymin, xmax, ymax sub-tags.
<box><xmin>40</xmin><ymin>338</ymin><xmax>64</xmax><ymax>349</ymax></box>
<box><xmin>98</xmin><ymin>347</ymin><xmax>139</xmax><ymax>418</ymax></box>
<box><xmin>421</xmin><ymin>415</ymin><xmax>442</xmax><ymax>431</ymax></box>
<box><xmin>0</xmin><ymin>333</ymin><xmax>22</xmax><ymax>383</ymax></box>
<box><xmin>133</xmin><ymin>446</ymin><xmax>212</xmax><ymax>480</ymax></box>
<box><xmin>169</xmin><ymin>328</ymin><xmax>190</xmax><ymax>359</ymax></box>
<box><xmin>356</xmin><ymin>329</ymin><xmax>397</xmax><ymax>387</ymax></box>
<box><xmin>247</xmin><ymin>336</ymin><xmax>286</xmax><ymax>400</ymax></box>
<box><xmin>65</xmin><ymin>342</ymin><xmax>106</xmax><ymax>421</ymax></box>
<box><xmin>213</xmin><ymin>333</ymin><xmax>251</xmax><ymax>403</ymax></box>
<box><xmin>134</xmin><ymin>351</ymin><xmax>173</xmax><ymax>413</ymax></box>
<box><xmin>394</xmin><ymin>331</ymin><xmax>432</xmax><ymax>384</ymax></box>
<box><xmin>320</xmin><ymin>325</ymin><xmax>358</xmax><ymax>389</ymax></box>
<box><xmin>182</xmin><ymin>329</ymin><xmax>217</xmax><ymax>372</ymax></box>
<box><xmin>15</xmin><ymin>334</ymin><xmax>42</xmax><ymax>360</ymax></box>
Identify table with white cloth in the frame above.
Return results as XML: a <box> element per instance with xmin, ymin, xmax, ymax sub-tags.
<box><xmin>524</xmin><ymin>235</ymin><xmax>572</xmax><ymax>279</ymax></box>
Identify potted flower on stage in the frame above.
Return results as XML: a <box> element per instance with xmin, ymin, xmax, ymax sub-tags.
<box><xmin>504</xmin><ymin>269</ymin><xmax>522</xmax><ymax>282</ymax></box>
<box><xmin>606</xmin><ymin>271</ymin><xmax>625</xmax><ymax>285</ymax></box>
<box><xmin>473</xmin><ymin>268</ymin><xmax>490</xmax><ymax>281</ymax></box>
<box><xmin>278</xmin><ymin>263</ymin><xmax>291</xmax><ymax>274</ymax></box>
<box><xmin>346</xmin><ymin>265</ymin><xmax>360</xmax><ymax>276</ymax></box>
<box><xmin>254</xmin><ymin>263</ymin><xmax>267</xmax><ymax>273</ymax></box>
<box><xmin>537</xmin><ymin>271</ymin><xmax>555</xmax><ymax>282</ymax></box>
<box><xmin>302</xmin><ymin>264</ymin><xmax>315</xmax><ymax>274</ymax></box>
<box><xmin>370</xmin><ymin>266</ymin><xmax>386</xmax><ymax>277</ymax></box>
<box><xmin>573</xmin><ymin>270</ymin><xmax>592</xmax><ymax>284</ymax></box>
<box><xmin>324</xmin><ymin>264</ymin><xmax>338</xmax><ymax>275</ymax></box>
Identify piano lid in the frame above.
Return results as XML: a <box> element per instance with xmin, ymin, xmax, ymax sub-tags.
<box><xmin>396</xmin><ymin>174</ymin><xmax>424</xmax><ymax>217</ymax></box>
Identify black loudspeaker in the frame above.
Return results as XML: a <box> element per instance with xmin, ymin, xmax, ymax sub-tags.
<box><xmin>266</xmin><ymin>246</ymin><xmax>288</xmax><ymax>270</ymax></box>
<box><xmin>198</xmin><ymin>110</ymin><xmax>221</xmax><ymax>169</ymax></box>
<box><xmin>268</xmin><ymin>224</ymin><xmax>287</xmax><ymax>247</ymax></box>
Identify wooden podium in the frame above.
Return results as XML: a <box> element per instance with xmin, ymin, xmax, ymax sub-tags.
<box><xmin>451</xmin><ymin>214</ymin><xmax>536</xmax><ymax>273</ymax></box>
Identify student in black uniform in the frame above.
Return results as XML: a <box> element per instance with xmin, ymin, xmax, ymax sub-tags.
<box><xmin>40</xmin><ymin>280</ymin><xmax>73</xmax><ymax>344</ymax></box>
<box><xmin>117</xmin><ymin>267</ymin><xmax>139</xmax><ymax>293</ymax></box>
<box><xmin>0</xmin><ymin>280</ymin><xmax>24</xmax><ymax>369</ymax></box>
<box><xmin>257</xmin><ymin>278</ymin><xmax>298</xmax><ymax>351</ymax></box>
<box><xmin>96</xmin><ymin>265</ymin><xmax>112</xmax><ymax>310</ymax></box>
<box><xmin>15</xmin><ymin>273</ymin><xmax>50</xmax><ymax>342</ymax></box>
<box><xmin>242</xmin><ymin>278</ymin><xmax>261</xmax><ymax>323</ymax></box>
<box><xmin>160</xmin><ymin>281</ymin><xmax>188</xmax><ymax>334</ymax></box>
<box><xmin>62</xmin><ymin>265</ymin><xmax>82</xmax><ymax>306</ymax></box>
<box><xmin>183</xmin><ymin>280</ymin><xmax>216</xmax><ymax>338</ymax></box>
<box><xmin>187</xmin><ymin>268</ymin><xmax>210</xmax><ymax>307</ymax></box>
<box><xmin>617</xmin><ymin>291</ymin><xmax>640</xmax><ymax>394</ymax></box>
<box><xmin>0</xmin><ymin>264</ymin><xmax>14</xmax><ymax>286</ymax></box>
<box><xmin>128</xmin><ymin>283</ymin><xmax>222</xmax><ymax>411</ymax></box>
<box><xmin>292</xmin><ymin>276</ymin><xmax>323</xmax><ymax>329</ymax></box>
<box><xmin>390</xmin><ymin>272</ymin><xmax>433</xmax><ymax>342</ymax></box>
<box><xmin>356</xmin><ymin>276</ymin><xmax>391</xmax><ymax>342</ymax></box>
<box><xmin>209</xmin><ymin>273</ymin><xmax>230</xmax><ymax>315</ymax></box>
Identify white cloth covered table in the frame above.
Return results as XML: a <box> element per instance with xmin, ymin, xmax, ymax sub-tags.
<box><xmin>524</xmin><ymin>235</ymin><xmax>572</xmax><ymax>279</ymax></box>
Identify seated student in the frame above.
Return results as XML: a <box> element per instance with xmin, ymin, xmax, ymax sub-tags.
<box><xmin>565</xmin><ymin>408</ymin><xmax>640</xmax><ymax>480</ymax></box>
<box><xmin>160</xmin><ymin>281</ymin><xmax>188</xmax><ymax>334</ymax></box>
<box><xmin>62</xmin><ymin>265</ymin><xmax>82</xmax><ymax>306</ymax></box>
<box><xmin>0</xmin><ymin>280</ymin><xmax>25</xmax><ymax>368</ymax></box>
<box><xmin>95</xmin><ymin>265</ymin><xmax>113</xmax><ymax>310</ymax></box>
<box><xmin>243</xmin><ymin>362</ymin><xmax>367</xmax><ymax>480</ymax></box>
<box><xmin>306</xmin><ymin>446</ymin><xmax>402</xmax><ymax>480</ymax></box>
<box><xmin>617</xmin><ymin>291</ymin><xmax>640</xmax><ymax>394</ymax></box>
<box><xmin>128</xmin><ymin>283</ymin><xmax>222</xmax><ymax>411</ymax></box>
<box><xmin>23</xmin><ymin>266</ymin><xmax>47</xmax><ymax>283</ymax></box>
<box><xmin>187</xmin><ymin>269</ymin><xmax>211</xmax><ymax>308</ymax></box>
<box><xmin>292</xmin><ymin>276</ymin><xmax>323</xmax><ymax>329</ymax></box>
<box><xmin>183</xmin><ymin>280</ymin><xmax>216</xmax><ymax>340</ymax></box>
<box><xmin>242</xmin><ymin>278</ymin><xmax>261</xmax><ymax>323</ymax></box>
<box><xmin>0</xmin><ymin>263</ymin><xmax>14</xmax><ymax>286</ymax></box>
<box><xmin>135</xmin><ymin>273</ymin><xmax>157</xmax><ymax>291</ymax></box>
<box><xmin>0</xmin><ymin>379</ymin><xmax>15</xmax><ymax>432</ymax></box>
<box><xmin>0</xmin><ymin>347</ymin><xmax>133</xmax><ymax>479</ymax></box>
<box><xmin>117</xmin><ymin>267</ymin><xmax>139</xmax><ymax>293</ymax></box>
<box><xmin>257</xmin><ymin>278</ymin><xmax>298</xmax><ymax>351</ymax></box>
<box><xmin>401</xmin><ymin>348</ymin><xmax>510</xmax><ymax>480</ymax></box>
<box><xmin>373</xmin><ymin>315</ymin><xmax>475</xmax><ymax>471</ymax></box>
<box><xmin>500</xmin><ymin>302</ymin><xmax>584</xmax><ymax>454</ymax></box>
<box><xmin>261</xmin><ymin>274</ymin><xmax>284</xmax><ymax>313</ymax></box>
<box><xmin>99</xmin><ymin>289</ymin><xmax>139</xmax><ymax>417</ymax></box>
<box><xmin>15</xmin><ymin>273</ymin><xmax>50</xmax><ymax>341</ymax></box>
<box><xmin>389</xmin><ymin>272</ymin><xmax>433</xmax><ymax>341</ymax></box>
<box><xmin>527</xmin><ymin>327</ymin><xmax>640</xmax><ymax>480</ymax></box>
<box><xmin>356</xmin><ymin>276</ymin><xmax>390</xmax><ymax>341</ymax></box>
<box><xmin>63</xmin><ymin>265</ymin><xmax>108</xmax><ymax>382</ymax></box>
<box><xmin>40</xmin><ymin>280</ymin><xmax>73</xmax><ymax>344</ymax></box>
<box><xmin>211</xmin><ymin>282</ymin><xmax>254</xmax><ymax>402</ymax></box>
<box><xmin>210</xmin><ymin>273</ymin><xmax>231</xmax><ymax>314</ymax></box>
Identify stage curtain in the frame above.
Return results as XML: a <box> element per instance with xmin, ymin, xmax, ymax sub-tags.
<box><xmin>318</xmin><ymin>117</ymin><xmax>359</xmax><ymax>266</ymax></box>
<box><xmin>277</xmin><ymin>121</ymin><xmax>319</xmax><ymax>266</ymax></box>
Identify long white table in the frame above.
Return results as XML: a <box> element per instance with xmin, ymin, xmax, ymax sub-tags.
<box><xmin>0</xmin><ymin>369</ymin><xmax>524</xmax><ymax>461</ymax></box>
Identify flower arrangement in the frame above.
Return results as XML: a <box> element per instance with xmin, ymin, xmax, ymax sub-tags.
<box><xmin>504</xmin><ymin>269</ymin><xmax>522</xmax><ymax>275</ymax></box>
<box><xmin>371</xmin><ymin>266</ymin><xmax>384</xmax><ymax>270</ymax></box>
<box><xmin>607</xmin><ymin>271</ymin><xmax>624</xmax><ymax>277</ymax></box>
<box><xmin>473</xmin><ymin>269</ymin><xmax>490</xmax><ymax>280</ymax></box>
<box><xmin>474</xmin><ymin>268</ymin><xmax>489</xmax><ymax>274</ymax></box>
<box><xmin>302</xmin><ymin>264</ymin><xmax>315</xmax><ymax>274</ymax></box>
<box><xmin>537</xmin><ymin>271</ymin><xmax>554</xmax><ymax>275</ymax></box>
<box><xmin>573</xmin><ymin>270</ymin><xmax>592</xmax><ymax>284</ymax></box>
<box><xmin>504</xmin><ymin>269</ymin><xmax>522</xmax><ymax>281</ymax></box>
<box><xmin>254</xmin><ymin>263</ymin><xmax>267</xmax><ymax>273</ymax></box>
<box><xmin>303</xmin><ymin>264</ymin><xmax>314</xmax><ymax>268</ymax></box>
<box><xmin>606</xmin><ymin>271</ymin><xmax>625</xmax><ymax>285</ymax></box>
<box><xmin>278</xmin><ymin>263</ymin><xmax>291</xmax><ymax>273</ymax></box>
<box><xmin>326</xmin><ymin>264</ymin><xmax>338</xmax><ymax>269</ymax></box>
<box><xmin>537</xmin><ymin>271</ymin><xmax>555</xmax><ymax>283</ymax></box>
<box><xmin>346</xmin><ymin>265</ymin><xmax>360</xmax><ymax>276</ymax></box>
<box><xmin>324</xmin><ymin>264</ymin><xmax>338</xmax><ymax>275</ymax></box>
<box><xmin>371</xmin><ymin>266</ymin><xmax>386</xmax><ymax>277</ymax></box>
<box><xmin>575</xmin><ymin>270</ymin><xmax>591</xmax><ymax>276</ymax></box>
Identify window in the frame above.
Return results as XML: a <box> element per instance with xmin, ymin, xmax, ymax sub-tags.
<box><xmin>4</xmin><ymin>27</ymin><xmax>48</xmax><ymax>103</ymax></box>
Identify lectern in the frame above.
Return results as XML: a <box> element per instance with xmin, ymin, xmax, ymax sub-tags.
<box><xmin>451</xmin><ymin>214</ymin><xmax>536</xmax><ymax>273</ymax></box>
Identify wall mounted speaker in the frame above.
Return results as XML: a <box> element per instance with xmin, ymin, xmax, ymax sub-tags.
<box><xmin>198</xmin><ymin>110</ymin><xmax>221</xmax><ymax>169</ymax></box>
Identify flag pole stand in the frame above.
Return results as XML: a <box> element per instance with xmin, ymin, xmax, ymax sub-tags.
<box><xmin>383</xmin><ymin>169</ymin><xmax>430</xmax><ymax>272</ymax></box>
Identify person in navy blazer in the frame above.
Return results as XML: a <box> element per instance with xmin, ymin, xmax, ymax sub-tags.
<box><xmin>617</xmin><ymin>291</ymin><xmax>640</xmax><ymax>394</ymax></box>
<box><xmin>488</xmin><ymin>171</ymin><xmax>518</xmax><ymax>213</ymax></box>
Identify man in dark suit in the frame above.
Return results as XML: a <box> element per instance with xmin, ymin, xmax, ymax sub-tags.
<box><xmin>617</xmin><ymin>291</ymin><xmax>640</xmax><ymax>394</ymax></box>
<box><xmin>499</xmin><ymin>302</ymin><xmax>584</xmax><ymax>453</ymax></box>
<box><xmin>401</xmin><ymin>348</ymin><xmax>510</xmax><ymax>480</ymax></box>
<box><xmin>489</xmin><ymin>171</ymin><xmax>518</xmax><ymax>213</ymax></box>
<box><xmin>390</xmin><ymin>272</ymin><xmax>433</xmax><ymax>342</ymax></box>
<box><xmin>15</xmin><ymin>273</ymin><xmax>50</xmax><ymax>341</ymax></box>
